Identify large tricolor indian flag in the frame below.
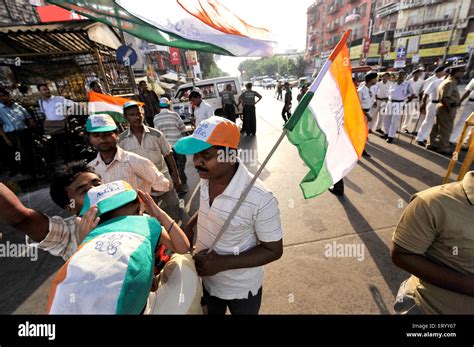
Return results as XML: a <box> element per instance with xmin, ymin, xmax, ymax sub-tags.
<box><xmin>284</xmin><ymin>31</ymin><xmax>367</xmax><ymax>199</ymax></box>
<box><xmin>88</xmin><ymin>92</ymin><xmax>143</xmax><ymax>123</ymax></box>
<box><xmin>47</xmin><ymin>0</ymin><xmax>275</xmax><ymax>57</ymax></box>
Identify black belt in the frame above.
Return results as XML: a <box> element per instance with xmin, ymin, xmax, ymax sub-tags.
<box><xmin>390</xmin><ymin>100</ymin><xmax>405</xmax><ymax>103</ymax></box>
<box><xmin>470</xmin><ymin>98</ymin><xmax>474</xmax><ymax>102</ymax></box>
<box><xmin>432</xmin><ymin>100</ymin><xmax>439</xmax><ymax>104</ymax></box>
<box><xmin>376</xmin><ymin>97</ymin><xmax>388</xmax><ymax>101</ymax></box>
<box><xmin>363</xmin><ymin>109</ymin><xmax>370</xmax><ymax>112</ymax></box>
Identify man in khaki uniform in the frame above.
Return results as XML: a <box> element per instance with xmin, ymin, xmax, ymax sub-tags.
<box><xmin>427</xmin><ymin>65</ymin><xmax>466</xmax><ymax>154</ymax></box>
<box><xmin>391</xmin><ymin>171</ymin><xmax>474</xmax><ymax>314</ymax></box>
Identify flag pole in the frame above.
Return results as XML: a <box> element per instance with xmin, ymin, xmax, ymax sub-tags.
<box><xmin>207</xmin><ymin>128</ymin><xmax>288</xmax><ymax>253</ymax></box>
<box><xmin>206</xmin><ymin>30</ymin><xmax>352</xmax><ymax>253</ymax></box>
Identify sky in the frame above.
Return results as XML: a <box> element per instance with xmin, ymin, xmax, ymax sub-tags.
<box><xmin>215</xmin><ymin>0</ymin><xmax>314</xmax><ymax>76</ymax></box>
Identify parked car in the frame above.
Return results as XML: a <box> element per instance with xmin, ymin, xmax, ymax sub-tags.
<box><xmin>172</xmin><ymin>76</ymin><xmax>243</xmax><ymax>123</ymax></box>
<box><xmin>262</xmin><ymin>78</ymin><xmax>277</xmax><ymax>89</ymax></box>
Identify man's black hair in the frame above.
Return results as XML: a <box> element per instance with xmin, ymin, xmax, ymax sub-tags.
<box><xmin>37</xmin><ymin>83</ymin><xmax>48</xmax><ymax>90</ymax></box>
<box><xmin>138</xmin><ymin>80</ymin><xmax>147</xmax><ymax>86</ymax></box>
<box><xmin>89</xmin><ymin>81</ymin><xmax>100</xmax><ymax>89</ymax></box>
<box><xmin>50</xmin><ymin>160</ymin><xmax>97</xmax><ymax>208</ymax></box>
<box><xmin>189</xmin><ymin>91</ymin><xmax>202</xmax><ymax>99</ymax></box>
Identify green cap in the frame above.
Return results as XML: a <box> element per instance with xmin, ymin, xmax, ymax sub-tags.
<box><xmin>86</xmin><ymin>114</ymin><xmax>117</xmax><ymax>133</ymax></box>
<box><xmin>79</xmin><ymin>180</ymin><xmax>137</xmax><ymax>216</ymax></box>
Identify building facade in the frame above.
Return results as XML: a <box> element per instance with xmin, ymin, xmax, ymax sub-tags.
<box><xmin>306</xmin><ymin>0</ymin><xmax>474</xmax><ymax>71</ymax></box>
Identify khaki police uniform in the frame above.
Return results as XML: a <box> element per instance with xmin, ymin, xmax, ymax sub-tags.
<box><xmin>429</xmin><ymin>76</ymin><xmax>460</xmax><ymax>151</ymax></box>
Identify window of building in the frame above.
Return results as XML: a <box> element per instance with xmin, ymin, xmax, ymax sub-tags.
<box><xmin>361</xmin><ymin>3</ymin><xmax>367</xmax><ymax>17</ymax></box>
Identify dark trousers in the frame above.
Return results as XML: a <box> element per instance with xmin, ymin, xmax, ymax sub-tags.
<box><xmin>282</xmin><ymin>104</ymin><xmax>292</xmax><ymax>123</ymax></box>
<box><xmin>203</xmin><ymin>286</ymin><xmax>262</xmax><ymax>315</ymax></box>
<box><xmin>173</xmin><ymin>151</ymin><xmax>187</xmax><ymax>185</ymax></box>
<box><xmin>4</xmin><ymin>129</ymin><xmax>35</xmax><ymax>176</ymax></box>
<box><xmin>223</xmin><ymin>104</ymin><xmax>236</xmax><ymax>123</ymax></box>
<box><xmin>243</xmin><ymin>105</ymin><xmax>256</xmax><ymax>135</ymax></box>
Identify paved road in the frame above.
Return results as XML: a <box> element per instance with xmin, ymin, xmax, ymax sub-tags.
<box><xmin>1</xmin><ymin>86</ymin><xmax>471</xmax><ymax>314</ymax></box>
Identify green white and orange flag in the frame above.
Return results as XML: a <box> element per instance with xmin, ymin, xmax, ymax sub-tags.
<box><xmin>88</xmin><ymin>92</ymin><xmax>143</xmax><ymax>123</ymax></box>
<box><xmin>47</xmin><ymin>0</ymin><xmax>276</xmax><ymax>57</ymax></box>
<box><xmin>284</xmin><ymin>31</ymin><xmax>367</xmax><ymax>199</ymax></box>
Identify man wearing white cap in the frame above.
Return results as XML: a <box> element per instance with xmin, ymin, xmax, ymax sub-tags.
<box><xmin>86</xmin><ymin>114</ymin><xmax>170</xmax><ymax>195</ymax></box>
<box><xmin>47</xmin><ymin>180</ymin><xmax>202</xmax><ymax>314</ymax></box>
<box><xmin>176</xmin><ymin>116</ymin><xmax>283</xmax><ymax>315</ymax></box>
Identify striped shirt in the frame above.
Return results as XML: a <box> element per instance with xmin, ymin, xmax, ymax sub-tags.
<box><xmin>0</xmin><ymin>102</ymin><xmax>30</xmax><ymax>133</ymax></box>
<box><xmin>153</xmin><ymin>109</ymin><xmax>186</xmax><ymax>147</ymax></box>
<box><xmin>88</xmin><ymin>146</ymin><xmax>169</xmax><ymax>194</ymax></box>
<box><xmin>26</xmin><ymin>215</ymin><xmax>79</xmax><ymax>261</ymax></box>
<box><xmin>195</xmin><ymin>159</ymin><xmax>283</xmax><ymax>300</ymax></box>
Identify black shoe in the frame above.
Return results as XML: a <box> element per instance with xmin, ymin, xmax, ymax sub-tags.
<box><xmin>381</xmin><ymin>134</ymin><xmax>388</xmax><ymax>140</ymax></box>
<box><xmin>416</xmin><ymin>141</ymin><xmax>426</xmax><ymax>147</ymax></box>
<box><xmin>368</xmin><ymin>129</ymin><xmax>374</xmax><ymax>134</ymax></box>
<box><xmin>412</xmin><ymin>131</ymin><xmax>418</xmax><ymax>136</ymax></box>
<box><xmin>386</xmin><ymin>137</ymin><xmax>394</xmax><ymax>144</ymax></box>
<box><xmin>426</xmin><ymin>145</ymin><xmax>440</xmax><ymax>152</ymax></box>
<box><xmin>403</xmin><ymin>129</ymin><xmax>410</xmax><ymax>134</ymax></box>
<box><xmin>362</xmin><ymin>150</ymin><xmax>371</xmax><ymax>158</ymax></box>
<box><xmin>375</xmin><ymin>129</ymin><xmax>385</xmax><ymax>135</ymax></box>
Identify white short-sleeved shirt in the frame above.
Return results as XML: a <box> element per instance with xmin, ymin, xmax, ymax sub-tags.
<box><xmin>388</xmin><ymin>82</ymin><xmax>413</xmax><ymax>102</ymax></box>
<box><xmin>408</xmin><ymin>78</ymin><xmax>424</xmax><ymax>97</ymax></box>
<box><xmin>195</xmin><ymin>160</ymin><xmax>283</xmax><ymax>300</ymax></box>
<box><xmin>357</xmin><ymin>84</ymin><xmax>374</xmax><ymax>110</ymax></box>
<box><xmin>375</xmin><ymin>81</ymin><xmax>392</xmax><ymax>99</ymax></box>
<box><xmin>39</xmin><ymin>96</ymin><xmax>75</xmax><ymax>121</ymax></box>
<box><xmin>424</xmin><ymin>78</ymin><xmax>444</xmax><ymax>102</ymax></box>
<box><xmin>194</xmin><ymin>101</ymin><xmax>213</xmax><ymax>127</ymax></box>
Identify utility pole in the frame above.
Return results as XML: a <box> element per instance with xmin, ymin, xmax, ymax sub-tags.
<box><xmin>441</xmin><ymin>3</ymin><xmax>462</xmax><ymax>65</ymax></box>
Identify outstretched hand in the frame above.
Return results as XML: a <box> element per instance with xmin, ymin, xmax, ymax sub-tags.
<box><xmin>138</xmin><ymin>190</ymin><xmax>163</xmax><ymax>219</ymax></box>
<box><xmin>75</xmin><ymin>206</ymin><xmax>100</xmax><ymax>243</ymax></box>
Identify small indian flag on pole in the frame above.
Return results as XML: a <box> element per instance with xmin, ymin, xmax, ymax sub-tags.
<box><xmin>284</xmin><ymin>30</ymin><xmax>367</xmax><ymax>199</ymax></box>
<box><xmin>88</xmin><ymin>92</ymin><xmax>143</xmax><ymax>123</ymax></box>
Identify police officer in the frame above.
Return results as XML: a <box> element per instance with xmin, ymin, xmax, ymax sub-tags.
<box><xmin>427</xmin><ymin>65</ymin><xmax>466</xmax><ymax>155</ymax></box>
<box><xmin>358</xmin><ymin>72</ymin><xmax>378</xmax><ymax>157</ymax></box>
<box><xmin>383</xmin><ymin>70</ymin><xmax>415</xmax><ymax>144</ymax></box>
<box><xmin>238</xmin><ymin>82</ymin><xmax>262</xmax><ymax>136</ymax></box>
<box><xmin>221</xmin><ymin>84</ymin><xmax>238</xmax><ymax>123</ymax></box>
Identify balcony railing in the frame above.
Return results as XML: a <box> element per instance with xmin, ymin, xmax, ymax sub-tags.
<box><xmin>328</xmin><ymin>4</ymin><xmax>341</xmax><ymax>14</ymax></box>
<box><xmin>400</xmin><ymin>0</ymin><xmax>444</xmax><ymax>10</ymax></box>
<box><xmin>345</xmin><ymin>13</ymin><xmax>361</xmax><ymax>23</ymax></box>
<box><xmin>327</xmin><ymin>23</ymin><xmax>340</xmax><ymax>32</ymax></box>
<box><xmin>376</xmin><ymin>2</ymin><xmax>400</xmax><ymax>17</ymax></box>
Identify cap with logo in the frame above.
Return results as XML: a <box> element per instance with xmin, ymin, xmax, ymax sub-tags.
<box><xmin>159</xmin><ymin>97</ymin><xmax>170</xmax><ymax>107</ymax></box>
<box><xmin>123</xmin><ymin>101</ymin><xmax>140</xmax><ymax>111</ymax></box>
<box><xmin>174</xmin><ymin>116</ymin><xmax>240</xmax><ymax>155</ymax></box>
<box><xmin>79</xmin><ymin>180</ymin><xmax>137</xmax><ymax>216</ymax></box>
<box><xmin>86</xmin><ymin>114</ymin><xmax>117</xmax><ymax>133</ymax></box>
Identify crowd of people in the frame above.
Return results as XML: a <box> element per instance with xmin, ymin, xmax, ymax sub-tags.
<box><xmin>358</xmin><ymin>65</ymin><xmax>473</xmax><ymax>155</ymax></box>
<box><xmin>0</xmin><ymin>64</ymin><xmax>472</xmax><ymax>315</ymax></box>
<box><xmin>0</xmin><ymin>80</ymin><xmax>283</xmax><ymax>315</ymax></box>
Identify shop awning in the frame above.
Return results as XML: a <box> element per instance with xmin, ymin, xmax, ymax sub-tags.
<box><xmin>0</xmin><ymin>21</ymin><xmax>121</xmax><ymax>57</ymax></box>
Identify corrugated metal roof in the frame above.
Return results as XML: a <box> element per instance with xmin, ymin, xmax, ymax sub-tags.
<box><xmin>0</xmin><ymin>21</ymin><xmax>117</xmax><ymax>56</ymax></box>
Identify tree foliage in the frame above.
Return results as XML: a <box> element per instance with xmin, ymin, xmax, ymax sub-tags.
<box><xmin>197</xmin><ymin>52</ymin><xmax>229</xmax><ymax>78</ymax></box>
<box><xmin>238</xmin><ymin>55</ymin><xmax>306</xmax><ymax>79</ymax></box>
